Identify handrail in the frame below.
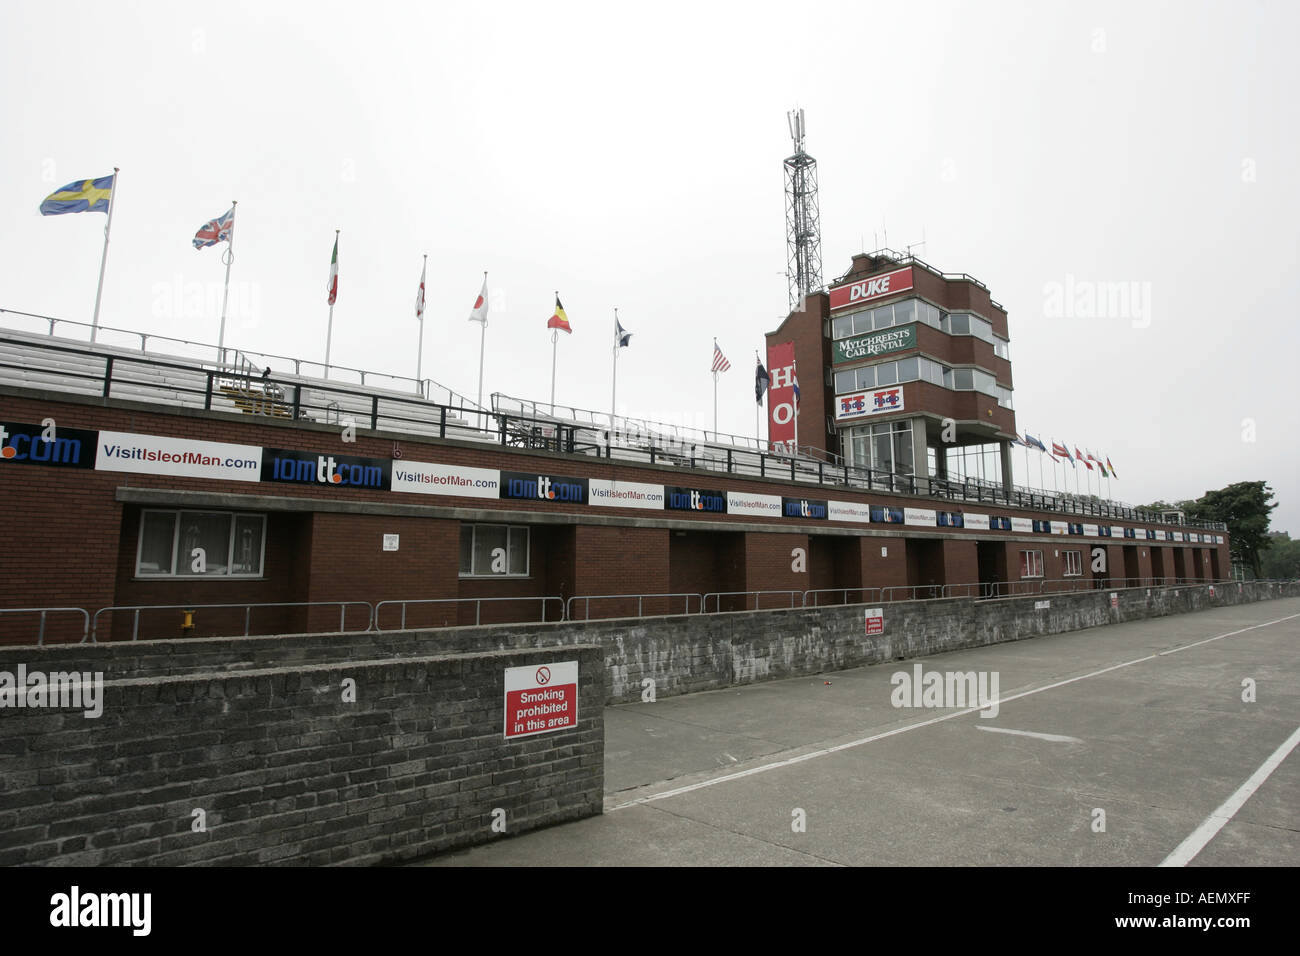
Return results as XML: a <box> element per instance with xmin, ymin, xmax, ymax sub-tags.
<box><xmin>90</xmin><ymin>601</ymin><xmax>373</xmax><ymax>642</ymax></box>
<box><xmin>802</xmin><ymin>588</ymin><xmax>884</xmax><ymax>607</ymax></box>
<box><xmin>0</xmin><ymin>607</ymin><xmax>90</xmax><ymax>646</ymax></box>
<box><xmin>565</xmin><ymin>593</ymin><xmax>703</xmax><ymax>620</ymax></box>
<box><xmin>0</xmin><ymin>329</ymin><xmax>1230</xmax><ymax>532</ymax></box>
<box><xmin>373</xmin><ymin>596</ymin><xmax>565</xmax><ymax>630</ymax></box>
<box><xmin>701</xmin><ymin>590</ymin><xmax>802</xmax><ymax>613</ymax></box>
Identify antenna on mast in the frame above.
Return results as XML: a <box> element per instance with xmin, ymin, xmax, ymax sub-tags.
<box><xmin>783</xmin><ymin>108</ymin><xmax>822</xmax><ymax>312</ymax></box>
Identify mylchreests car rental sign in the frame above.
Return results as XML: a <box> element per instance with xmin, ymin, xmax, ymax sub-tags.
<box><xmin>833</xmin><ymin>324</ymin><xmax>917</xmax><ymax>364</ymax></box>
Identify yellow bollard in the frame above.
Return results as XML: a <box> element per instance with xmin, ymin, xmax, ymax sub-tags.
<box><xmin>181</xmin><ymin>609</ymin><xmax>196</xmax><ymax>635</ymax></box>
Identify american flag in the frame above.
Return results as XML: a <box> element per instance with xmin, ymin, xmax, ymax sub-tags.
<box><xmin>711</xmin><ymin>341</ymin><xmax>731</xmax><ymax>373</ymax></box>
<box><xmin>193</xmin><ymin>207</ymin><xmax>234</xmax><ymax>249</ymax></box>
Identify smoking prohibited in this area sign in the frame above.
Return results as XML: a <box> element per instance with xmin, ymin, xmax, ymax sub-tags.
<box><xmin>504</xmin><ymin>660</ymin><xmax>578</xmax><ymax>739</ymax></box>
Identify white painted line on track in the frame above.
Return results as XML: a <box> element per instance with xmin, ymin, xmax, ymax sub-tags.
<box><xmin>1158</xmin><ymin>722</ymin><xmax>1300</xmax><ymax>867</ymax></box>
<box><xmin>976</xmin><ymin>726</ymin><xmax>1082</xmax><ymax>743</ymax></box>
<box><xmin>608</xmin><ymin>611</ymin><xmax>1300</xmax><ymax>812</ymax></box>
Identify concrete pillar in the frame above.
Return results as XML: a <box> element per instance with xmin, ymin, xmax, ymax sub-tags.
<box><xmin>999</xmin><ymin>441</ymin><xmax>1014</xmax><ymax>497</ymax></box>
<box><xmin>909</xmin><ymin>417</ymin><xmax>929</xmax><ymax>493</ymax></box>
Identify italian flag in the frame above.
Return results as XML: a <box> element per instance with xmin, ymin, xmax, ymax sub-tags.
<box><xmin>327</xmin><ymin>235</ymin><xmax>339</xmax><ymax>305</ymax></box>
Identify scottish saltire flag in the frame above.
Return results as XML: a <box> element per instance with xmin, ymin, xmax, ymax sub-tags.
<box><xmin>193</xmin><ymin>207</ymin><xmax>234</xmax><ymax>249</ymax></box>
<box><xmin>755</xmin><ymin>360</ymin><xmax>769</xmax><ymax>403</ymax></box>
<box><xmin>614</xmin><ymin>317</ymin><xmax>632</xmax><ymax>348</ymax></box>
<box><xmin>40</xmin><ymin>175</ymin><xmax>115</xmax><ymax>215</ymax></box>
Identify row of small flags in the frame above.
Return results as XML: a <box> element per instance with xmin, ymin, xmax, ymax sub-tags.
<box><xmin>43</xmin><ymin>176</ymin><xmax>771</xmax><ymax>376</ymax></box>
<box><xmin>1015</xmin><ymin>434</ymin><xmax>1119</xmax><ymax>478</ymax></box>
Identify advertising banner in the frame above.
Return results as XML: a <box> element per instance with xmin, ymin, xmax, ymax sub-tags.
<box><xmin>0</xmin><ymin>420</ymin><xmax>98</xmax><ymax>470</ymax></box>
<box><xmin>392</xmin><ymin>461</ymin><xmax>500</xmax><ymax>498</ymax></box>
<box><xmin>829</xmin><ymin>266</ymin><xmax>915</xmax><ymax>312</ymax></box>
<box><xmin>833</xmin><ymin>324</ymin><xmax>917</xmax><ymax>364</ymax></box>
<box><xmin>100</xmin><ymin>431</ymin><xmax>263</xmax><ymax>482</ymax></box>
<box><xmin>664</xmin><ymin>486</ymin><xmax>727</xmax><ymax>513</ymax></box>
<box><xmin>262</xmin><ymin>447</ymin><xmax>389</xmax><ymax>489</ymax></box>
<box><xmin>589</xmin><ymin>479</ymin><xmax>665</xmax><ymax>510</ymax></box>
<box><xmin>835</xmin><ymin>386</ymin><xmax>904</xmax><ymax>422</ymax></box>
<box><xmin>500</xmin><ymin>471</ymin><xmax>588</xmax><ymax>503</ymax></box>
<box><xmin>727</xmin><ymin>492</ymin><xmax>782</xmax><ymax>518</ymax></box>
<box><xmin>766</xmin><ymin>340</ymin><xmax>797</xmax><ymax>450</ymax></box>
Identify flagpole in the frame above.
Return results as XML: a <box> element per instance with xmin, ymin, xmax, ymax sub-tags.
<box><xmin>755</xmin><ymin>352</ymin><xmax>761</xmax><ymax>446</ymax></box>
<box><xmin>549</xmin><ymin>288</ymin><xmax>558</xmax><ymax>413</ymax></box>
<box><xmin>792</xmin><ymin>357</ymin><xmax>800</xmax><ymax>454</ymax></box>
<box><xmin>90</xmin><ymin>166</ymin><xmax>120</xmax><ymax>344</ymax></box>
<box><xmin>476</xmin><ymin>271</ymin><xmax>488</xmax><ymax>409</ymax></box>
<box><xmin>325</xmin><ymin>228</ymin><xmax>339</xmax><ymax>377</ymax></box>
<box><xmin>712</xmin><ymin>370</ymin><xmax>718</xmax><ymax>442</ymax></box>
<box><xmin>217</xmin><ymin>200</ymin><xmax>236</xmax><ymax>365</ymax></box>
<box><xmin>610</xmin><ymin>308</ymin><xmax>619</xmax><ymax>440</ymax></box>
<box><xmin>416</xmin><ymin>254</ymin><xmax>427</xmax><ymax>396</ymax></box>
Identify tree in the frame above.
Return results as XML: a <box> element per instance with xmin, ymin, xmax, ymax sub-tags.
<box><xmin>1139</xmin><ymin>499</ymin><xmax>1197</xmax><ymax>518</ymax></box>
<box><xmin>1186</xmin><ymin>481</ymin><xmax>1277</xmax><ymax>577</ymax></box>
<box><xmin>1260</xmin><ymin>534</ymin><xmax>1300</xmax><ymax>580</ymax></box>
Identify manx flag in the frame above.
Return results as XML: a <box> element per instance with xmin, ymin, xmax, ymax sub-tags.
<box><xmin>548</xmin><ymin>296</ymin><xmax>571</xmax><ymax>333</ymax></box>
<box><xmin>193</xmin><ymin>207</ymin><xmax>234</xmax><ymax>249</ymax></box>
<box><xmin>40</xmin><ymin>175</ymin><xmax>114</xmax><ymax>215</ymax></box>
<box><xmin>326</xmin><ymin>236</ymin><xmax>339</xmax><ymax>306</ymax></box>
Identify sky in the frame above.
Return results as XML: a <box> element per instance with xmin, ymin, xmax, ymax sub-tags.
<box><xmin>2</xmin><ymin>0</ymin><xmax>1297</xmax><ymax>532</ymax></box>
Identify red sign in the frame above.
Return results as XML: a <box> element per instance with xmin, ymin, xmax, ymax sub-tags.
<box><xmin>829</xmin><ymin>267</ymin><xmax>914</xmax><ymax>312</ymax></box>
<box><xmin>504</xmin><ymin>660</ymin><xmax>578</xmax><ymax>738</ymax></box>
<box><xmin>865</xmin><ymin>608</ymin><xmax>884</xmax><ymax>635</ymax></box>
<box><xmin>766</xmin><ymin>340</ymin><xmax>797</xmax><ymax>451</ymax></box>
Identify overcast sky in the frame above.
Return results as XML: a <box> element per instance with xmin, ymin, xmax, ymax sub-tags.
<box><xmin>2</xmin><ymin>0</ymin><xmax>1296</xmax><ymax>532</ymax></box>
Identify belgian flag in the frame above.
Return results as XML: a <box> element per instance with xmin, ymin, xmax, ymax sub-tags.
<box><xmin>547</xmin><ymin>296</ymin><xmax>572</xmax><ymax>334</ymax></box>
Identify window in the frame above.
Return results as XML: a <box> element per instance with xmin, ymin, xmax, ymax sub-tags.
<box><xmin>1063</xmin><ymin>551</ymin><xmax>1082</xmax><ymax>576</ymax></box>
<box><xmin>834</xmin><ymin>369</ymin><xmax>857</xmax><ymax>393</ymax></box>
<box><xmin>459</xmin><ymin>524</ymin><xmax>530</xmax><ymax>576</ymax></box>
<box><xmin>873</xmin><ymin>304</ymin><xmax>894</xmax><ymax>330</ymax></box>
<box><xmin>951</xmin><ymin>368</ymin><xmax>974</xmax><ymax>390</ymax></box>
<box><xmin>1020</xmin><ymin>550</ymin><xmax>1044</xmax><ymax>578</ymax></box>
<box><xmin>947</xmin><ymin>313</ymin><xmax>971</xmax><ymax>335</ymax></box>
<box><xmin>893</xmin><ymin>300</ymin><xmax>916</xmax><ymax>326</ymax></box>
<box><xmin>136</xmin><ymin>510</ymin><xmax>266</xmax><ymax>578</ymax></box>
<box><xmin>896</xmin><ymin>356</ymin><xmax>919</xmax><ymax>383</ymax></box>
<box><xmin>833</xmin><ymin>314</ymin><xmax>855</xmax><ymax>339</ymax></box>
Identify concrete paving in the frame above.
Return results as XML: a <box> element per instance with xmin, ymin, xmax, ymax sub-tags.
<box><xmin>418</xmin><ymin>598</ymin><xmax>1300</xmax><ymax>866</ymax></box>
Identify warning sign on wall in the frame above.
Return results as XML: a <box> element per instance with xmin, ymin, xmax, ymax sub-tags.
<box><xmin>865</xmin><ymin>608</ymin><xmax>884</xmax><ymax>636</ymax></box>
<box><xmin>504</xmin><ymin>661</ymin><xmax>578</xmax><ymax>739</ymax></box>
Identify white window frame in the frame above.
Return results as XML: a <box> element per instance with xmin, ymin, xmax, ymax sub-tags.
<box><xmin>1020</xmin><ymin>549</ymin><xmax>1044</xmax><ymax>579</ymax></box>
<box><xmin>135</xmin><ymin>509</ymin><xmax>267</xmax><ymax>579</ymax></box>
<box><xmin>459</xmin><ymin>524</ymin><xmax>531</xmax><ymax>578</ymax></box>
<box><xmin>1063</xmin><ymin>550</ymin><xmax>1082</xmax><ymax>576</ymax></box>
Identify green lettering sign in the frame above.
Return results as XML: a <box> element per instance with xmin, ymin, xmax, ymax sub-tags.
<box><xmin>833</xmin><ymin>323</ymin><xmax>917</xmax><ymax>364</ymax></box>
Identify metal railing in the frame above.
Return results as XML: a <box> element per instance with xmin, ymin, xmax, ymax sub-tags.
<box><xmin>0</xmin><ymin>323</ymin><xmax>1229</xmax><ymax>533</ymax></box>
<box><xmin>373</xmin><ymin>596</ymin><xmax>564</xmax><ymax>630</ymax></box>
<box><xmin>90</xmin><ymin>601</ymin><xmax>374</xmax><ymax>642</ymax></box>
<box><xmin>565</xmin><ymin>593</ymin><xmax>703</xmax><ymax>620</ymax></box>
<box><xmin>0</xmin><ymin>607</ymin><xmax>90</xmax><ymax>645</ymax></box>
<box><xmin>802</xmin><ymin>587</ymin><xmax>886</xmax><ymax>607</ymax></box>
<box><xmin>701</xmin><ymin>590</ymin><xmax>803</xmax><ymax>613</ymax></box>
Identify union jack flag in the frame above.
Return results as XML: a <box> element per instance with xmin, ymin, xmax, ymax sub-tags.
<box><xmin>193</xmin><ymin>207</ymin><xmax>235</xmax><ymax>249</ymax></box>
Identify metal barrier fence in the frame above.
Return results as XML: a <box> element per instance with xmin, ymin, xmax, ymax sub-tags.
<box><xmin>701</xmin><ymin>590</ymin><xmax>803</xmax><ymax>613</ymax></box>
<box><xmin>802</xmin><ymin>588</ymin><xmax>885</xmax><ymax>607</ymax></box>
<box><xmin>0</xmin><ymin>607</ymin><xmax>90</xmax><ymax>645</ymax></box>
<box><xmin>373</xmin><ymin>596</ymin><xmax>565</xmax><ymax>630</ymax></box>
<box><xmin>90</xmin><ymin>601</ymin><xmax>374</xmax><ymax>643</ymax></box>
<box><xmin>565</xmin><ymin>593</ymin><xmax>703</xmax><ymax>621</ymax></box>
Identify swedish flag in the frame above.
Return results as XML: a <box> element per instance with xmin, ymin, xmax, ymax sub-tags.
<box><xmin>40</xmin><ymin>175</ymin><xmax>115</xmax><ymax>215</ymax></box>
